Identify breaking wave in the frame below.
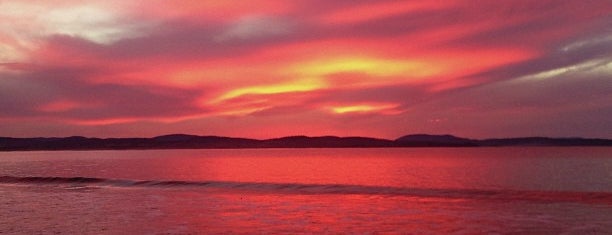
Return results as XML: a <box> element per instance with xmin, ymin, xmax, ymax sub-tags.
<box><xmin>1</xmin><ymin>175</ymin><xmax>610</xmax><ymax>204</ymax></box>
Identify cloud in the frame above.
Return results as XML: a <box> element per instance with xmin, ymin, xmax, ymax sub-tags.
<box><xmin>0</xmin><ymin>66</ymin><xmax>205</xmax><ymax>123</ymax></box>
<box><xmin>0</xmin><ymin>1</ymin><xmax>150</xmax><ymax>64</ymax></box>
<box><xmin>215</xmin><ymin>15</ymin><xmax>294</xmax><ymax>41</ymax></box>
<box><xmin>317</xmin><ymin>1</ymin><xmax>454</xmax><ymax>25</ymax></box>
<box><xmin>0</xmin><ymin>0</ymin><xmax>610</xmax><ymax>138</ymax></box>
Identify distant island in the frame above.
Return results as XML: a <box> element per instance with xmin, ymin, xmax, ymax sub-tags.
<box><xmin>0</xmin><ymin>134</ymin><xmax>611</xmax><ymax>151</ymax></box>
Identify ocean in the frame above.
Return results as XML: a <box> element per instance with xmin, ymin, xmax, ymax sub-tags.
<box><xmin>1</xmin><ymin>147</ymin><xmax>611</xmax><ymax>234</ymax></box>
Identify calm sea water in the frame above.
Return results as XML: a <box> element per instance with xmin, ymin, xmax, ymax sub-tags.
<box><xmin>0</xmin><ymin>147</ymin><xmax>611</xmax><ymax>234</ymax></box>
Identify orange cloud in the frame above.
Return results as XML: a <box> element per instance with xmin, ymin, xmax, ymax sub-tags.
<box><xmin>329</xmin><ymin>103</ymin><xmax>401</xmax><ymax>115</ymax></box>
<box><xmin>211</xmin><ymin>78</ymin><xmax>327</xmax><ymax>104</ymax></box>
<box><xmin>288</xmin><ymin>56</ymin><xmax>442</xmax><ymax>78</ymax></box>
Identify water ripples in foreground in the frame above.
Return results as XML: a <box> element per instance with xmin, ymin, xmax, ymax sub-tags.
<box><xmin>2</xmin><ymin>175</ymin><xmax>611</xmax><ymax>204</ymax></box>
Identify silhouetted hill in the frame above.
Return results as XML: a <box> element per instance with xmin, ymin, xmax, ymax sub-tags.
<box><xmin>0</xmin><ymin>134</ymin><xmax>610</xmax><ymax>151</ymax></box>
<box><xmin>479</xmin><ymin>137</ymin><xmax>612</xmax><ymax>146</ymax></box>
<box><xmin>395</xmin><ymin>134</ymin><xmax>477</xmax><ymax>146</ymax></box>
<box><xmin>150</xmin><ymin>134</ymin><xmax>259</xmax><ymax>148</ymax></box>
<box><xmin>262</xmin><ymin>136</ymin><xmax>394</xmax><ymax>148</ymax></box>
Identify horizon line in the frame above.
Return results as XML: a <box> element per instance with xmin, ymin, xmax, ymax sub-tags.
<box><xmin>2</xmin><ymin>133</ymin><xmax>611</xmax><ymax>141</ymax></box>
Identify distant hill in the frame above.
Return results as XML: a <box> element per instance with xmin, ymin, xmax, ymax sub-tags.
<box><xmin>0</xmin><ymin>134</ymin><xmax>610</xmax><ymax>151</ymax></box>
<box><xmin>478</xmin><ymin>137</ymin><xmax>612</xmax><ymax>146</ymax></box>
<box><xmin>395</xmin><ymin>134</ymin><xmax>477</xmax><ymax>146</ymax></box>
<box><xmin>262</xmin><ymin>136</ymin><xmax>393</xmax><ymax>148</ymax></box>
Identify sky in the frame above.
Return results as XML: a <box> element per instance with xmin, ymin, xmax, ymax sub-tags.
<box><xmin>0</xmin><ymin>0</ymin><xmax>611</xmax><ymax>139</ymax></box>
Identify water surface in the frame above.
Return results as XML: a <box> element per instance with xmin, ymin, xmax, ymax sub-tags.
<box><xmin>1</xmin><ymin>147</ymin><xmax>611</xmax><ymax>234</ymax></box>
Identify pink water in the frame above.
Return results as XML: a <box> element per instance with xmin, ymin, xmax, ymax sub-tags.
<box><xmin>1</xmin><ymin>147</ymin><xmax>611</xmax><ymax>234</ymax></box>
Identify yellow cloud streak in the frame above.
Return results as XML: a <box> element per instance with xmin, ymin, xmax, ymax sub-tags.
<box><xmin>330</xmin><ymin>103</ymin><xmax>399</xmax><ymax>114</ymax></box>
<box><xmin>288</xmin><ymin>56</ymin><xmax>442</xmax><ymax>79</ymax></box>
<box><xmin>212</xmin><ymin>77</ymin><xmax>326</xmax><ymax>103</ymax></box>
<box><xmin>209</xmin><ymin>56</ymin><xmax>440</xmax><ymax>107</ymax></box>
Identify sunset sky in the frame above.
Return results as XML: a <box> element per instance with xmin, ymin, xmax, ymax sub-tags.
<box><xmin>0</xmin><ymin>0</ymin><xmax>610</xmax><ymax>139</ymax></box>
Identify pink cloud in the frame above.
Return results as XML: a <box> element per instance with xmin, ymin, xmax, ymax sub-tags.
<box><xmin>0</xmin><ymin>0</ymin><xmax>610</xmax><ymax>138</ymax></box>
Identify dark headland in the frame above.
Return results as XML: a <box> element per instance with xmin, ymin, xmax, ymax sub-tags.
<box><xmin>0</xmin><ymin>134</ymin><xmax>611</xmax><ymax>151</ymax></box>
